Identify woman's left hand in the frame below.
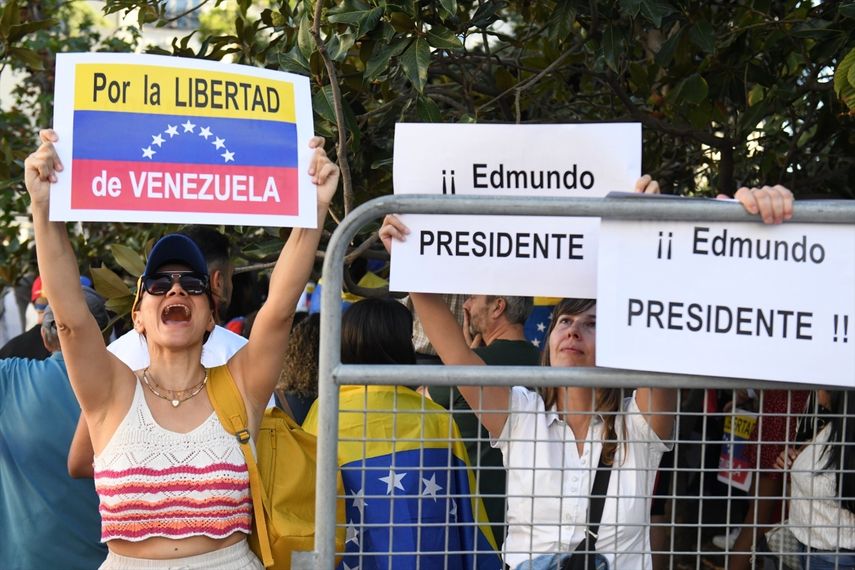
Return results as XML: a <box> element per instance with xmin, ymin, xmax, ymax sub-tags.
<box><xmin>308</xmin><ymin>136</ymin><xmax>340</xmax><ymax>206</ymax></box>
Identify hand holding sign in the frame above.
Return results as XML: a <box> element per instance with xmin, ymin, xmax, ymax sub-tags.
<box><xmin>24</xmin><ymin>129</ymin><xmax>63</xmax><ymax>208</ymax></box>
<box><xmin>307</xmin><ymin>136</ymin><xmax>340</xmax><ymax>209</ymax></box>
<box><xmin>733</xmin><ymin>185</ymin><xmax>794</xmax><ymax>225</ymax></box>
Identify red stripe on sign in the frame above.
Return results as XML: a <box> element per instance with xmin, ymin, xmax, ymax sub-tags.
<box><xmin>71</xmin><ymin>159</ymin><xmax>298</xmax><ymax>215</ymax></box>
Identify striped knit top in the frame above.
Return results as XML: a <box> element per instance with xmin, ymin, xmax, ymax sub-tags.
<box><xmin>93</xmin><ymin>378</ymin><xmax>251</xmax><ymax>542</ymax></box>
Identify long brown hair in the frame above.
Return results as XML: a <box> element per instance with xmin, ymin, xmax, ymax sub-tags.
<box><xmin>538</xmin><ymin>298</ymin><xmax>622</xmax><ymax>465</ymax></box>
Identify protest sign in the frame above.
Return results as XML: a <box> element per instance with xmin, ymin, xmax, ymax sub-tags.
<box><xmin>390</xmin><ymin>123</ymin><xmax>640</xmax><ymax>296</ymax></box>
<box><xmin>717</xmin><ymin>410</ymin><xmax>758</xmax><ymax>492</ymax></box>
<box><xmin>596</xmin><ymin>214</ymin><xmax>855</xmax><ymax>385</ymax></box>
<box><xmin>52</xmin><ymin>53</ymin><xmax>316</xmax><ymax>227</ymax></box>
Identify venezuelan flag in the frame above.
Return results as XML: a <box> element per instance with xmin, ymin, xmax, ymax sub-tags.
<box><xmin>304</xmin><ymin>386</ymin><xmax>502</xmax><ymax>570</ymax></box>
<box><xmin>69</xmin><ymin>63</ymin><xmax>299</xmax><ymax>216</ymax></box>
<box><xmin>524</xmin><ymin>296</ymin><xmax>560</xmax><ymax>350</ymax></box>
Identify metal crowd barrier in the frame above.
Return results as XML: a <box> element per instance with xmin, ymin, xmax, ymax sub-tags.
<box><xmin>296</xmin><ymin>194</ymin><xmax>855</xmax><ymax>569</ymax></box>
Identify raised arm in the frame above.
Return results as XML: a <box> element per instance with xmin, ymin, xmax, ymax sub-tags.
<box><xmin>24</xmin><ymin>130</ymin><xmax>129</xmax><ymax>417</ymax></box>
<box><xmin>379</xmin><ymin>214</ymin><xmax>510</xmax><ymax>438</ymax></box>
<box><xmin>634</xmin><ymin>387</ymin><xmax>677</xmax><ymax>440</ymax></box>
<box><xmin>68</xmin><ymin>414</ymin><xmax>94</xmax><ymax>478</ymax></box>
<box><xmin>229</xmin><ymin>137</ymin><xmax>339</xmax><ymax>414</ymax></box>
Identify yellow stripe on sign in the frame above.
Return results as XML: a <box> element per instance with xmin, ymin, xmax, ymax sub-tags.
<box><xmin>73</xmin><ymin>64</ymin><xmax>295</xmax><ymax>122</ymax></box>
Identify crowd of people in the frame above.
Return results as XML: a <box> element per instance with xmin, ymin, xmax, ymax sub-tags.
<box><xmin>0</xmin><ymin>128</ymin><xmax>851</xmax><ymax>570</ymax></box>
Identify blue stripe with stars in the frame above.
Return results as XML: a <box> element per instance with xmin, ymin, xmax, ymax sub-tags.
<box><xmin>72</xmin><ymin>110</ymin><xmax>298</xmax><ymax>167</ymax></box>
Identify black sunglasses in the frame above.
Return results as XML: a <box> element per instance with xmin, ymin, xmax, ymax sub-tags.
<box><xmin>141</xmin><ymin>272</ymin><xmax>209</xmax><ymax>296</ymax></box>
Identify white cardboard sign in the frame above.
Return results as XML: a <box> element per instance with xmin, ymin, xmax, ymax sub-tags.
<box><xmin>390</xmin><ymin>123</ymin><xmax>640</xmax><ymax>296</ymax></box>
<box><xmin>596</xmin><ymin>217</ymin><xmax>855</xmax><ymax>386</ymax></box>
<box><xmin>52</xmin><ymin>52</ymin><xmax>316</xmax><ymax>227</ymax></box>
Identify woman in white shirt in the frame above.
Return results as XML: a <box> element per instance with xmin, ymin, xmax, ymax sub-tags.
<box><xmin>777</xmin><ymin>390</ymin><xmax>855</xmax><ymax>570</ymax></box>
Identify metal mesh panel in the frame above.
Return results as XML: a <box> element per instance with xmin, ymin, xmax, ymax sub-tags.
<box><xmin>302</xmin><ymin>195</ymin><xmax>855</xmax><ymax>570</ymax></box>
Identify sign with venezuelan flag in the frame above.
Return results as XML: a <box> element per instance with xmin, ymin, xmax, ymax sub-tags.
<box><xmin>52</xmin><ymin>53</ymin><xmax>316</xmax><ymax>227</ymax></box>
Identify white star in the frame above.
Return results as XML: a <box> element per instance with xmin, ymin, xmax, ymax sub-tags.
<box><xmin>349</xmin><ymin>488</ymin><xmax>366</xmax><ymax>517</ymax></box>
<box><xmin>548</xmin><ymin>313</ymin><xmax>553</xmax><ymax>320</ymax></box>
<box><xmin>531</xmin><ymin>338</ymin><xmax>541</xmax><ymax>348</ymax></box>
<box><xmin>345</xmin><ymin>520</ymin><xmax>359</xmax><ymax>546</ymax></box>
<box><xmin>198</xmin><ymin>126</ymin><xmax>212</xmax><ymax>139</ymax></box>
<box><xmin>181</xmin><ymin>120</ymin><xmax>196</xmax><ymax>132</ymax></box>
<box><xmin>449</xmin><ymin>499</ymin><xmax>458</xmax><ymax>521</ymax></box>
<box><xmin>165</xmin><ymin>124</ymin><xmax>179</xmax><ymax>137</ymax></box>
<box><xmin>343</xmin><ymin>562</ymin><xmax>360</xmax><ymax>570</ymax></box>
<box><xmin>421</xmin><ymin>474</ymin><xmax>442</xmax><ymax>501</ymax></box>
<box><xmin>379</xmin><ymin>470</ymin><xmax>406</xmax><ymax>494</ymax></box>
<box><xmin>151</xmin><ymin>134</ymin><xmax>165</xmax><ymax>147</ymax></box>
<box><xmin>212</xmin><ymin>137</ymin><xmax>226</xmax><ymax>149</ymax></box>
<box><xmin>221</xmin><ymin>150</ymin><xmax>235</xmax><ymax>163</ymax></box>
<box><xmin>142</xmin><ymin>146</ymin><xmax>155</xmax><ymax>159</ymax></box>
<box><xmin>537</xmin><ymin>322</ymin><xmax>546</xmax><ymax>332</ymax></box>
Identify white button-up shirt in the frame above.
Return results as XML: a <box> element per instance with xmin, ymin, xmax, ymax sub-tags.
<box><xmin>493</xmin><ymin>387</ymin><xmax>671</xmax><ymax>569</ymax></box>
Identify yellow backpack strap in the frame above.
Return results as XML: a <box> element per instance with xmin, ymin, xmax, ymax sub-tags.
<box><xmin>206</xmin><ymin>365</ymin><xmax>274</xmax><ymax>568</ymax></box>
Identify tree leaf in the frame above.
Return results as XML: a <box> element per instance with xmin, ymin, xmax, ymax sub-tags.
<box><xmin>105</xmin><ymin>295</ymin><xmax>135</xmax><ymax>316</ymax></box>
<box><xmin>297</xmin><ymin>12</ymin><xmax>314</xmax><ymax>61</ymax></box>
<box><xmin>439</xmin><ymin>0</ymin><xmax>457</xmax><ymax>15</ymax></box>
<box><xmin>470</xmin><ymin>0</ymin><xmax>501</xmax><ymax>29</ymax></box>
<box><xmin>602</xmin><ymin>26</ymin><xmax>621</xmax><ymax>72</ymax></box>
<box><xmin>110</xmin><ymin>244</ymin><xmax>146</xmax><ymax>277</ymax></box>
<box><xmin>364</xmin><ymin>39</ymin><xmax>407</xmax><ymax>80</ymax></box>
<box><xmin>328</xmin><ymin>6</ymin><xmax>382</xmax><ymax>37</ymax></box>
<box><xmin>400</xmin><ymin>37</ymin><xmax>430</xmax><ymax>92</ymax></box>
<box><xmin>416</xmin><ymin>94</ymin><xmax>441</xmax><ymax>122</ymax></box>
<box><xmin>639</xmin><ymin>0</ymin><xmax>675</xmax><ymax>27</ymax></box>
<box><xmin>7</xmin><ymin>47</ymin><xmax>43</xmax><ymax>70</ymax></box>
<box><xmin>8</xmin><ymin>19</ymin><xmax>57</xmax><ymax>43</ymax></box>
<box><xmin>0</xmin><ymin>0</ymin><xmax>21</xmax><ymax>37</ymax></box>
<box><xmin>327</xmin><ymin>31</ymin><xmax>356</xmax><ymax>61</ymax></box>
<box><xmin>91</xmin><ymin>266</ymin><xmax>133</xmax><ymax>299</ymax></box>
<box><xmin>834</xmin><ymin>47</ymin><xmax>855</xmax><ymax>97</ymax></box>
<box><xmin>619</xmin><ymin>0</ymin><xmax>642</xmax><ymax>18</ymax></box>
<box><xmin>655</xmin><ymin>27</ymin><xmax>681</xmax><ymax>67</ymax></box>
<box><xmin>278</xmin><ymin>45</ymin><xmax>310</xmax><ymax>74</ymax></box>
<box><xmin>840</xmin><ymin>3</ymin><xmax>855</xmax><ymax>19</ymax></box>
<box><xmin>688</xmin><ymin>20</ymin><xmax>714</xmax><ymax>53</ymax></box>
<box><xmin>681</xmin><ymin>73</ymin><xmax>708</xmax><ymax>104</ymax></box>
<box><xmin>836</xmin><ymin>47</ymin><xmax>855</xmax><ymax>111</ymax></box>
<box><xmin>426</xmin><ymin>24</ymin><xmax>463</xmax><ymax>50</ymax></box>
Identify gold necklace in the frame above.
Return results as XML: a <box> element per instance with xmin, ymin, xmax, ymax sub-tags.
<box><xmin>141</xmin><ymin>367</ymin><xmax>209</xmax><ymax>408</ymax></box>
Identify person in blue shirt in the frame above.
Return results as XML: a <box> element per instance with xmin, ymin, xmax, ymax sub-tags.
<box><xmin>0</xmin><ymin>286</ymin><xmax>110</xmax><ymax>569</ymax></box>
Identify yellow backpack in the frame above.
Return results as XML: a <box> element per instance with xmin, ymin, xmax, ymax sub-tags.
<box><xmin>206</xmin><ymin>365</ymin><xmax>345</xmax><ymax>568</ymax></box>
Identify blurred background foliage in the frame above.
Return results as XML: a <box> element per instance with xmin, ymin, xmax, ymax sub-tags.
<box><xmin>1</xmin><ymin>0</ymin><xmax>854</xmax><ymax>321</ymax></box>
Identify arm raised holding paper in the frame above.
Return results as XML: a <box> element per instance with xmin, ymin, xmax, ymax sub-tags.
<box><xmin>25</xmin><ymin>128</ymin><xmax>338</xmax><ymax>565</ymax></box>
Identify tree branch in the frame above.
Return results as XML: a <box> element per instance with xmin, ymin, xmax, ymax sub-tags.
<box><xmin>310</xmin><ymin>0</ymin><xmax>354</xmax><ymax>215</ymax></box>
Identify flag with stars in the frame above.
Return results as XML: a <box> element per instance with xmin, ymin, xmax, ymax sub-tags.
<box><xmin>53</xmin><ymin>53</ymin><xmax>316</xmax><ymax>227</ymax></box>
<box><xmin>524</xmin><ymin>296</ymin><xmax>560</xmax><ymax>350</ymax></box>
<box><xmin>303</xmin><ymin>385</ymin><xmax>502</xmax><ymax>570</ymax></box>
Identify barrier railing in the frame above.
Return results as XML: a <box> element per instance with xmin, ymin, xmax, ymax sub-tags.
<box><xmin>297</xmin><ymin>194</ymin><xmax>855</xmax><ymax>569</ymax></box>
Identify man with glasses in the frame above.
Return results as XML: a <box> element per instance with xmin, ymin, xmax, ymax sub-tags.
<box><xmin>0</xmin><ymin>276</ymin><xmax>80</xmax><ymax>360</ymax></box>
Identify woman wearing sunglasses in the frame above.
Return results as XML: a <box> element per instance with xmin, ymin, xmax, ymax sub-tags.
<box><xmin>24</xmin><ymin>128</ymin><xmax>339</xmax><ymax>569</ymax></box>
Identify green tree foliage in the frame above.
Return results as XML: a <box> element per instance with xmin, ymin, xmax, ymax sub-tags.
<box><xmin>2</xmin><ymin>0</ymin><xmax>854</xmax><ymax>308</ymax></box>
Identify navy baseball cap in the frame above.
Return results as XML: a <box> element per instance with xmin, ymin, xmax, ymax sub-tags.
<box><xmin>143</xmin><ymin>233</ymin><xmax>209</xmax><ymax>278</ymax></box>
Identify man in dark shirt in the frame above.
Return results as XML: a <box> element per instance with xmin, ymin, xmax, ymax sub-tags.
<box><xmin>428</xmin><ymin>294</ymin><xmax>540</xmax><ymax>551</ymax></box>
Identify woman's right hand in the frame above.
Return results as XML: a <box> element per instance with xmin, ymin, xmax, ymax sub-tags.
<box><xmin>775</xmin><ymin>447</ymin><xmax>800</xmax><ymax>470</ymax></box>
<box><xmin>24</xmin><ymin>129</ymin><xmax>62</xmax><ymax>207</ymax></box>
<box><xmin>379</xmin><ymin>214</ymin><xmax>410</xmax><ymax>254</ymax></box>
